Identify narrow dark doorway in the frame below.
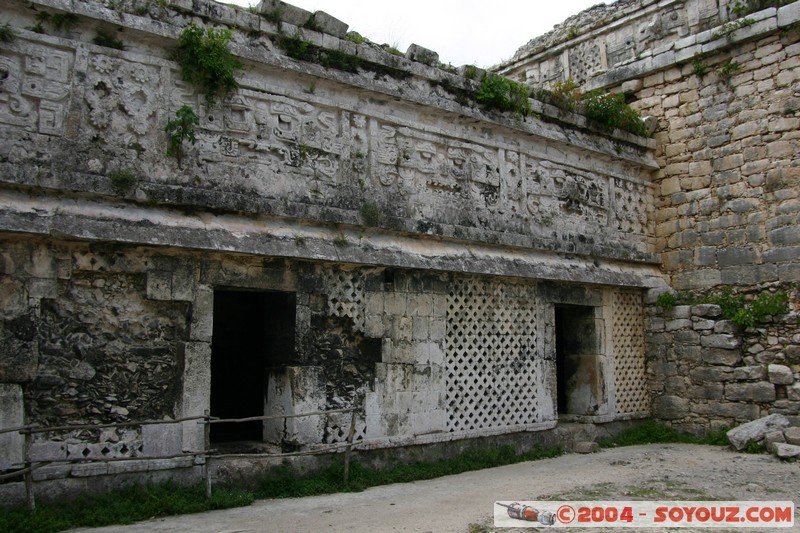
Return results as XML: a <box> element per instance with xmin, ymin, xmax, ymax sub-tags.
<box><xmin>555</xmin><ymin>305</ymin><xmax>599</xmax><ymax>415</ymax></box>
<box><xmin>210</xmin><ymin>290</ymin><xmax>296</xmax><ymax>443</ymax></box>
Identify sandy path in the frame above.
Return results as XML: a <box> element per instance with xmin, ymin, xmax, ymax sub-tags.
<box><xmin>70</xmin><ymin>443</ymin><xmax>800</xmax><ymax>533</ymax></box>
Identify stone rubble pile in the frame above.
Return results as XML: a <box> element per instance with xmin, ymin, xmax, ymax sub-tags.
<box><xmin>726</xmin><ymin>413</ymin><xmax>800</xmax><ymax>459</ymax></box>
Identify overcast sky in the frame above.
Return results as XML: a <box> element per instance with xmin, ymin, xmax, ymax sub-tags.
<box><xmin>225</xmin><ymin>1</ymin><xmax>609</xmax><ymax>67</ymax></box>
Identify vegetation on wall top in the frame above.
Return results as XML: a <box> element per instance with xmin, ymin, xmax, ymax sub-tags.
<box><xmin>730</xmin><ymin>0</ymin><xmax>794</xmax><ymax>18</ymax></box>
<box><xmin>475</xmin><ymin>73</ymin><xmax>532</xmax><ymax>117</ymax></box>
<box><xmin>536</xmin><ymin>77</ymin><xmax>649</xmax><ymax>136</ymax></box>
<box><xmin>173</xmin><ymin>22</ymin><xmax>242</xmax><ymax>106</ymax></box>
<box><xmin>656</xmin><ymin>287</ymin><xmax>791</xmax><ymax>329</ymax></box>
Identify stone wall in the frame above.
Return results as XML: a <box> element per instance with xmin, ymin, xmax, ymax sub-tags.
<box><xmin>0</xmin><ymin>0</ymin><xmax>661</xmax><ymax>500</ymax></box>
<box><xmin>649</xmin><ymin>299</ymin><xmax>800</xmax><ymax>433</ymax></box>
<box><xmin>501</xmin><ymin>0</ymin><xmax>800</xmax><ymax>432</ymax></box>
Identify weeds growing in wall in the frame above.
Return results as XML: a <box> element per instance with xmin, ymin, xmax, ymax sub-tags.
<box><xmin>655</xmin><ymin>287</ymin><xmax>791</xmax><ymax>329</ymax></box>
<box><xmin>534</xmin><ymin>77</ymin><xmax>649</xmax><ymax>136</ymax></box>
<box><xmin>93</xmin><ymin>29</ymin><xmax>124</xmax><ymax>50</ymax></box>
<box><xmin>165</xmin><ymin>105</ymin><xmax>199</xmax><ymax>167</ymax></box>
<box><xmin>172</xmin><ymin>23</ymin><xmax>242</xmax><ymax>106</ymax></box>
<box><xmin>31</xmin><ymin>11</ymin><xmax>79</xmax><ymax>34</ymax></box>
<box><xmin>582</xmin><ymin>91</ymin><xmax>649</xmax><ymax>136</ymax></box>
<box><xmin>730</xmin><ymin>0</ymin><xmax>794</xmax><ymax>18</ymax></box>
<box><xmin>475</xmin><ymin>73</ymin><xmax>532</xmax><ymax>116</ymax></box>
<box><xmin>109</xmin><ymin>168</ymin><xmax>140</xmax><ymax>191</ymax></box>
<box><xmin>0</xmin><ymin>22</ymin><xmax>16</xmax><ymax>42</ymax></box>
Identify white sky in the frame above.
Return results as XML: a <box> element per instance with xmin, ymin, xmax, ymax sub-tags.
<box><xmin>225</xmin><ymin>1</ymin><xmax>610</xmax><ymax>68</ymax></box>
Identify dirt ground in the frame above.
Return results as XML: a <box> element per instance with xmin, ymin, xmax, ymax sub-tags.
<box><xmin>70</xmin><ymin>443</ymin><xmax>799</xmax><ymax>533</ymax></box>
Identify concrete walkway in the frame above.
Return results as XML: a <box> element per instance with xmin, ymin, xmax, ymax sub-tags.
<box><xmin>70</xmin><ymin>444</ymin><xmax>800</xmax><ymax>533</ymax></box>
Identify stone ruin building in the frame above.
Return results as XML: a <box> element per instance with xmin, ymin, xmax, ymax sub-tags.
<box><xmin>0</xmin><ymin>0</ymin><xmax>798</xmax><ymax>502</ymax></box>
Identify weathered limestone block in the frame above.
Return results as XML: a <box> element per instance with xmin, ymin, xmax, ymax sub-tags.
<box><xmin>701</xmin><ymin>334</ymin><xmax>740</xmax><ymax>349</ymax></box>
<box><xmin>784</xmin><ymin>426</ymin><xmax>800</xmax><ymax>445</ymax></box>
<box><xmin>778</xmin><ymin>1</ymin><xmax>800</xmax><ymax>27</ymax></box>
<box><xmin>691</xmin><ymin>304</ymin><xmax>723</xmax><ymax>318</ymax></box>
<box><xmin>308</xmin><ymin>11</ymin><xmax>349</xmax><ymax>38</ymax></box>
<box><xmin>726</xmin><ymin>413</ymin><xmax>790</xmax><ymax>450</ymax></box>
<box><xmin>406</xmin><ymin>44</ymin><xmax>439</xmax><ymax>66</ymax></box>
<box><xmin>789</xmin><ymin>383</ymin><xmax>800</xmax><ymax>401</ymax></box>
<box><xmin>702</xmin><ymin>348</ymin><xmax>742</xmax><ymax>366</ymax></box>
<box><xmin>666</xmin><ymin>318</ymin><xmax>692</xmax><ymax>331</ymax></box>
<box><xmin>142</xmin><ymin>423</ymin><xmax>183</xmax><ymax>457</ymax></box>
<box><xmin>765</xmin><ymin>429</ymin><xmax>786</xmax><ymax>453</ymax></box>
<box><xmin>573</xmin><ymin>441</ymin><xmax>600</xmax><ymax>454</ymax></box>
<box><xmin>179</xmin><ymin>342</ymin><xmax>211</xmax><ymax>451</ymax></box>
<box><xmin>725</xmin><ymin>382</ymin><xmax>775</xmax><ymax>403</ymax></box>
<box><xmin>653</xmin><ymin>395</ymin><xmax>689</xmax><ymax>419</ymax></box>
<box><xmin>734</xmin><ymin>365</ymin><xmax>767</xmax><ymax>381</ymax></box>
<box><xmin>264</xmin><ymin>366</ymin><xmax>326</xmax><ymax>446</ymax></box>
<box><xmin>258</xmin><ymin>0</ymin><xmax>313</xmax><ymax>27</ymax></box>
<box><xmin>0</xmin><ymin>311</ymin><xmax>38</xmax><ymax>383</ymax></box>
<box><xmin>0</xmin><ymin>384</ymin><xmax>24</xmax><ymax>470</ymax></box>
<box><xmin>768</xmin><ymin>364</ymin><xmax>794</xmax><ymax>385</ymax></box>
<box><xmin>773</xmin><ymin>442</ymin><xmax>800</xmax><ymax>459</ymax></box>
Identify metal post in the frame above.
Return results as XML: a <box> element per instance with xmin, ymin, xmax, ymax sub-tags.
<box><xmin>203</xmin><ymin>410</ymin><xmax>211</xmax><ymax>499</ymax></box>
<box><xmin>343</xmin><ymin>410</ymin><xmax>356</xmax><ymax>483</ymax></box>
<box><xmin>23</xmin><ymin>429</ymin><xmax>35</xmax><ymax>511</ymax></box>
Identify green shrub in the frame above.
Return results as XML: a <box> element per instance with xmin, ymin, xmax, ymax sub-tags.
<box><xmin>109</xmin><ymin>168</ymin><xmax>139</xmax><ymax>191</ymax></box>
<box><xmin>93</xmin><ymin>29</ymin><xmax>124</xmax><ymax>50</ymax></box>
<box><xmin>173</xmin><ymin>23</ymin><xmax>242</xmax><ymax>106</ymax></box>
<box><xmin>550</xmin><ymin>78</ymin><xmax>582</xmax><ymax>112</ymax></box>
<box><xmin>345</xmin><ymin>31</ymin><xmax>366</xmax><ymax>44</ymax></box>
<box><xmin>360</xmin><ymin>202</ymin><xmax>383</xmax><ymax>226</ymax></box>
<box><xmin>165</xmin><ymin>105</ymin><xmax>199</xmax><ymax>166</ymax></box>
<box><xmin>476</xmin><ymin>74</ymin><xmax>531</xmax><ymax>116</ymax></box>
<box><xmin>582</xmin><ymin>90</ymin><xmax>647</xmax><ymax>136</ymax></box>
<box><xmin>0</xmin><ymin>22</ymin><xmax>16</xmax><ymax>42</ymax></box>
<box><xmin>655</xmin><ymin>292</ymin><xmax>677</xmax><ymax>311</ymax></box>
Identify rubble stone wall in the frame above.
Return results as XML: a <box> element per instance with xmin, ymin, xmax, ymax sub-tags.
<box><xmin>648</xmin><ymin>300</ymin><xmax>800</xmax><ymax>433</ymax></box>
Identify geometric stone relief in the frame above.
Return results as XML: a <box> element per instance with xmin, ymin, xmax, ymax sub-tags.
<box><xmin>324</xmin><ymin>411</ymin><xmax>367</xmax><ymax>444</ymax></box>
<box><xmin>321</xmin><ymin>268</ymin><xmax>366</xmax><ymax>333</ymax></box>
<box><xmin>0</xmin><ymin>41</ymin><xmax>74</xmax><ymax>135</ymax></box>
<box><xmin>612</xmin><ymin>290</ymin><xmax>649</xmax><ymax>414</ymax></box>
<box><xmin>612</xmin><ymin>177</ymin><xmax>649</xmax><ymax>236</ymax></box>
<box><xmin>568</xmin><ymin>40</ymin><xmax>602</xmax><ymax>85</ymax></box>
<box><xmin>445</xmin><ymin>277</ymin><xmax>547</xmax><ymax>433</ymax></box>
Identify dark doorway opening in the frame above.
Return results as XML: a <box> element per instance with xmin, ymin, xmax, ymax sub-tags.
<box><xmin>210</xmin><ymin>290</ymin><xmax>296</xmax><ymax>443</ymax></box>
<box><xmin>555</xmin><ymin>305</ymin><xmax>599</xmax><ymax>415</ymax></box>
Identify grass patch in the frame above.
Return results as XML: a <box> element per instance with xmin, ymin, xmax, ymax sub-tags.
<box><xmin>600</xmin><ymin>420</ymin><xmax>729</xmax><ymax>448</ymax></box>
<box><xmin>255</xmin><ymin>444</ymin><xmax>561</xmax><ymax>498</ymax></box>
<box><xmin>2</xmin><ymin>445</ymin><xmax>560</xmax><ymax>531</ymax></box>
<box><xmin>0</xmin><ymin>483</ymin><xmax>254</xmax><ymax>533</ymax></box>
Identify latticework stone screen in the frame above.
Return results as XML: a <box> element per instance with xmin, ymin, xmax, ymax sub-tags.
<box><xmin>612</xmin><ymin>291</ymin><xmax>649</xmax><ymax>414</ymax></box>
<box><xmin>445</xmin><ymin>277</ymin><xmax>548</xmax><ymax>433</ymax></box>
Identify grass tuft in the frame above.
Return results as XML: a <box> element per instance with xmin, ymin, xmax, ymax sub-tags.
<box><xmin>600</xmin><ymin>420</ymin><xmax>729</xmax><ymax>448</ymax></box>
<box><xmin>0</xmin><ymin>483</ymin><xmax>254</xmax><ymax>533</ymax></box>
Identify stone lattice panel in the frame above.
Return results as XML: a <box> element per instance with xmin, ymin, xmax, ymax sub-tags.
<box><xmin>445</xmin><ymin>278</ymin><xmax>544</xmax><ymax>432</ymax></box>
<box><xmin>612</xmin><ymin>291</ymin><xmax>649</xmax><ymax>414</ymax></box>
<box><xmin>322</xmin><ymin>269</ymin><xmax>366</xmax><ymax>332</ymax></box>
<box><xmin>568</xmin><ymin>41</ymin><xmax>602</xmax><ymax>85</ymax></box>
<box><xmin>324</xmin><ymin>412</ymin><xmax>366</xmax><ymax>444</ymax></box>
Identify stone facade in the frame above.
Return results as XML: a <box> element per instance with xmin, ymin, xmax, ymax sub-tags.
<box><xmin>0</xmin><ymin>0</ymin><xmax>660</xmax><ymax>500</ymax></box>
<box><xmin>500</xmin><ymin>0</ymin><xmax>800</xmax><ymax>434</ymax></box>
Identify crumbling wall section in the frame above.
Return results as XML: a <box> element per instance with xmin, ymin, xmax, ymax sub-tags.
<box><xmin>648</xmin><ymin>298</ymin><xmax>800</xmax><ymax>433</ymax></box>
